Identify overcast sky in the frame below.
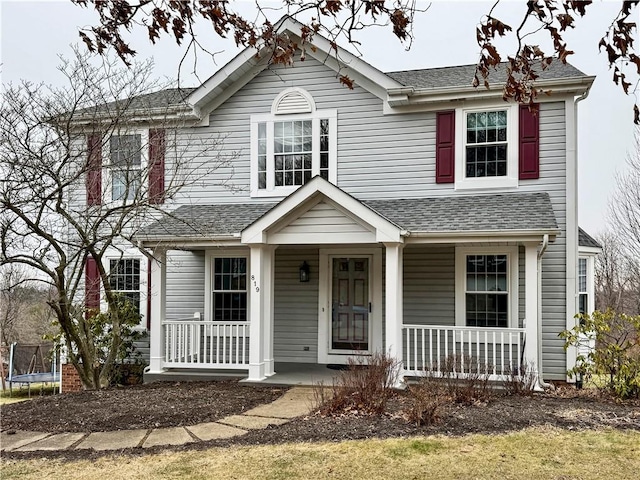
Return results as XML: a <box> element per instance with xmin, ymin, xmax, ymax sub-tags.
<box><xmin>1</xmin><ymin>0</ymin><xmax>636</xmax><ymax>236</ymax></box>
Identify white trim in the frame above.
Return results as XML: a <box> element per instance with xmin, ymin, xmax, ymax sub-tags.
<box><xmin>102</xmin><ymin>129</ymin><xmax>149</xmax><ymax>206</ymax></box>
<box><xmin>271</xmin><ymin>87</ymin><xmax>316</xmax><ymax>115</ymax></box>
<box><xmin>204</xmin><ymin>248</ymin><xmax>250</xmax><ymax>322</ymax></box>
<box><xmin>148</xmin><ymin>248</ymin><xmax>166</xmax><ymax>373</ymax></box>
<box><xmin>454</xmin><ymin>104</ymin><xmax>519</xmax><ymax>191</ymax></box>
<box><xmin>318</xmin><ymin>248</ymin><xmax>383</xmax><ymax>364</ymax></box>
<box><xmin>241</xmin><ymin>176</ymin><xmax>403</xmax><ymax>244</ymax></box>
<box><xmin>102</xmin><ymin>249</ymin><xmax>148</xmax><ymax>329</ymax></box>
<box><xmin>250</xmin><ymin>106</ymin><xmax>337</xmax><ymax>198</ymax></box>
<box><xmin>565</xmin><ymin>97</ymin><xmax>579</xmax><ymax>380</ymax></box>
<box><xmin>455</xmin><ymin>246</ymin><xmax>519</xmax><ymax>329</ymax></box>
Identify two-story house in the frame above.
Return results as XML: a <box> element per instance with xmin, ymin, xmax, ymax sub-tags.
<box><xmin>79</xmin><ymin>17</ymin><xmax>598</xmax><ymax>388</ymax></box>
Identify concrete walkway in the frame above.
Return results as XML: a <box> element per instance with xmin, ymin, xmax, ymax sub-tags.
<box><xmin>0</xmin><ymin>387</ymin><xmax>316</xmax><ymax>453</ymax></box>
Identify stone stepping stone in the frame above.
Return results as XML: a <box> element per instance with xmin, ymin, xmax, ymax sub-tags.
<box><xmin>1</xmin><ymin>431</ymin><xmax>50</xmax><ymax>452</ymax></box>
<box><xmin>143</xmin><ymin>427</ymin><xmax>194</xmax><ymax>448</ymax></box>
<box><xmin>15</xmin><ymin>432</ymin><xmax>85</xmax><ymax>451</ymax></box>
<box><xmin>76</xmin><ymin>429</ymin><xmax>148</xmax><ymax>451</ymax></box>
<box><xmin>186</xmin><ymin>422</ymin><xmax>247</xmax><ymax>441</ymax></box>
<box><xmin>218</xmin><ymin>415</ymin><xmax>289</xmax><ymax>430</ymax></box>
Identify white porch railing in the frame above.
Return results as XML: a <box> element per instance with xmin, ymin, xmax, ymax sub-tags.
<box><xmin>402</xmin><ymin>324</ymin><xmax>526</xmax><ymax>380</ymax></box>
<box><xmin>162</xmin><ymin>320</ymin><xmax>250</xmax><ymax>369</ymax></box>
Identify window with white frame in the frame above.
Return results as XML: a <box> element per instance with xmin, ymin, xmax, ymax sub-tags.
<box><xmin>455</xmin><ymin>105</ymin><xmax>519</xmax><ymax>190</ymax></box>
<box><xmin>109</xmin><ymin>258</ymin><xmax>141</xmax><ymax>313</ymax></box>
<box><xmin>456</xmin><ymin>247</ymin><xmax>518</xmax><ymax>328</ymax></box>
<box><xmin>578</xmin><ymin>257</ymin><xmax>588</xmax><ymax>314</ymax></box>
<box><xmin>110</xmin><ymin>134</ymin><xmax>142</xmax><ymax>201</ymax></box>
<box><xmin>251</xmin><ymin>87</ymin><xmax>337</xmax><ymax>197</ymax></box>
<box><xmin>212</xmin><ymin>257</ymin><xmax>248</xmax><ymax>321</ymax></box>
<box><xmin>465</xmin><ymin>110</ymin><xmax>508</xmax><ymax>178</ymax></box>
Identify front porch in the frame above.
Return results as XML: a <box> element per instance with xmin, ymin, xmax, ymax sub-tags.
<box><xmin>139</xmin><ymin>178</ymin><xmax>558</xmax><ymax>386</ymax></box>
<box><xmin>151</xmin><ymin>316</ymin><xmax>528</xmax><ymax>383</ymax></box>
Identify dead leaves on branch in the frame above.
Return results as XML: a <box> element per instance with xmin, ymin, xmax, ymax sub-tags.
<box><xmin>475</xmin><ymin>0</ymin><xmax>639</xmax><ymax>123</ymax></box>
<box><xmin>71</xmin><ymin>1</ymin><xmax>638</xmax><ymax>122</ymax></box>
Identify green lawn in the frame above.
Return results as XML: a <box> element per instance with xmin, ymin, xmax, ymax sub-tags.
<box><xmin>2</xmin><ymin>428</ymin><xmax>638</xmax><ymax>479</ymax></box>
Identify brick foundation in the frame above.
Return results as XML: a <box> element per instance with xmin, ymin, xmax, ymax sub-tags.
<box><xmin>61</xmin><ymin>363</ymin><xmax>83</xmax><ymax>392</ymax></box>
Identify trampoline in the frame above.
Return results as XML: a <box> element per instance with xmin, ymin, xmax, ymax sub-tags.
<box><xmin>4</xmin><ymin>343</ymin><xmax>60</xmax><ymax>397</ymax></box>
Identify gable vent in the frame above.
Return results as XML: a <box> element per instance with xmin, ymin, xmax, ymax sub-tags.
<box><xmin>271</xmin><ymin>87</ymin><xmax>316</xmax><ymax>115</ymax></box>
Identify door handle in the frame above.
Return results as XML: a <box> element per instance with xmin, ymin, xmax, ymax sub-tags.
<box><xmin>369</xmin><ymin>302</ymin><xmax>372</xmax><ymax>313</ymax></box>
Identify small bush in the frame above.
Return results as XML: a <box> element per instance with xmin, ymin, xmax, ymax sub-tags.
<box><xmin>561</xmin><ymin>309</ymin><xmax>640</xmax><ymax>400</ymax></box>
<box><xmin>314</xmin><ymin>351</ymin><xmax>401</xmax><ymax>416</ymax></box>
<box><xmin>406</xmin><ymin>378</ymin><xmax>449</xmax><ymax>426</ymax></box>
<box><xmin>438</xmin><ymin>354</ymin><xmax>493</xmax><ymax>404</ymax></box>
<box><xmin>502</xmin><ymin>361</ymin><xmax>538</xmax><ymax>396</ymax></box>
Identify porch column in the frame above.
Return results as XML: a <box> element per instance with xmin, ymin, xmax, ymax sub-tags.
<box><xmin>148</xmin><ymin>248</ymin><xmax>167</xmax><ymax>374</ymax></box>
<box><xmin>248</xmin><ymin>245</ymin><xmax>271</xmax><ymax>381</ymax></box>
<box><xmin>385</xmin><ymin>243</ymin><xmax>404</xmax><ymax>378</ymax></box>
<box><xmin>524</xmin><ymin>242</ymin><xmax>540</xmax><ymax>377</ymax></box>
<box><xmin>263</xmin><ymin>246</ymin><xmax>276</xmax><ymax>377</ymax></box>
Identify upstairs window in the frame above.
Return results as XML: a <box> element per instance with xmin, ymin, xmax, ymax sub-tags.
<box><xmin>110</xmin><ymin>134</ymin><xmax>141</xmax><ymax>201</ymax></box>
<box><xmin>453</xmin><ymin>105</ymin><xmax>520</xmax><ymax>190</ymax></box>
<box><xmin>465</xmin><ymin>110</ymin><xmax>508</xmax><ymax>178</ymax></box>
<box><xmin>251</xmin><ymin>88</ymin><xmax>336</xmax><ymax>197</ymax></box>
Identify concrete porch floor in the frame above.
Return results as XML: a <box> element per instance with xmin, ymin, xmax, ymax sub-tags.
<box><xmin>144</xmin><ymin>363</ymin><xmax>344</xmax><ymax>386</ymax></box>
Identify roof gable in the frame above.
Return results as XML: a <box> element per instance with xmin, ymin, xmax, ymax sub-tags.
<box><xmin>186</xmin><ymin>16</ymin><xmax>403</xmax><ymax>119</ymax></box>
<box><xmin>241</xmin><ymin>177</ymin><xmax>403</xmax><ymax>244</ymax></box>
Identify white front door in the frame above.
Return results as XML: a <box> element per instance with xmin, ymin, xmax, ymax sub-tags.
<box><xmin>318</xmin><ymin>248</ymin><xmax>383</xmax><ymax>364</ymax></box>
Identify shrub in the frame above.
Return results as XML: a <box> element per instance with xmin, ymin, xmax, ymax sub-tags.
<box><xmin>502</xmin><ymin>361</ymin><xmax>538</xmax><ymax>396</ymax></box>
<box><xmin>314</xmin><ymin>351</ymin><xmax>401</xmax><ymax>416</ymax></box>
<box><xmin>560</xmin><ymin>309</ymin><xmax>640</xmax><ymax>399</ymax></box>
<box><xmin>438</xmin><ymin>354</ymin><xmax>493</xmax><ymax>404</ymax></box>
<box><xmin>406</xmin><ymin>378</ymin><xmax>449</xmax><ymax>426</ymax></box>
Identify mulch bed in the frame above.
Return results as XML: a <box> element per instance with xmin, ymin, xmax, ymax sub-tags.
<box><xmin>1</xmin><ymin>380</ymin><xmax>638</xmax><ymax>461</ymax></box>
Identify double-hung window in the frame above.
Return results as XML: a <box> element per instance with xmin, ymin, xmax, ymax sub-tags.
<box><xmin>109</xmin><ymin>258</ymin><xmax>141</xmax><ymax>313</ymax></box>
<box><xmin>212</xmin><ymin>257</ymin><xmax>248</xmax><ymax>321</ymax></box>
<box><xmin>455</xmin><ymin>247</ymin><xmax>518</xmax><ymax>328</ymax></box>
<box><xmin>251</xmin><ymin>87</ymin><xmax>337</xmax><ymax>197</ymax></box>
<box><xmin>455</xmin><ymin>105</ymin><xmax>519</xmax><ymax>190</ymax></box>
<box><xmin>578</xmin><ymin>257</ymin><xmax>588</xmax><ymax>315</ymax></box>
<box><xmin>110</xmin><ymin>134</ymin><xmax>142</xmax><ymax>201</ymax></box>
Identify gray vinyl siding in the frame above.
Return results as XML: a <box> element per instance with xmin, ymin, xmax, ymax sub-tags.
<box><xmin>403</xmin><ymin>246</ymin><xmax>455</xmax><ymax>326</ymax></box>
<box><xmin>273</xmin><ymin>248</ymin><xmax>319</xmax><ymax>363</ymax></box>
<box><xmin>521</xmin><ymin>102</ymin><xmax>567</xmax><ymax>379</ymax></box>
<box><xmin>166</xmin><ymin>250</ymin><xmax>205</xmax><ymax>320</ymax></box>
<box><xmin>162</xmin><ymin>60</ymin><xmax>568</xmax><ymax>377</ymax></box>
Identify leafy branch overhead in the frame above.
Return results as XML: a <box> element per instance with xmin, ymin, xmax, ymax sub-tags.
<box><xmin>72</xmin><ymin>1</ymin><xmax>638</xmax><ymax>122</ymax></box>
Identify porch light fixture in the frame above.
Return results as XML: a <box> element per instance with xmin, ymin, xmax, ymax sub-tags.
<box><xmin>299</xmin><ymin>261</ymin><xmax>310</xmax><ymax>283</ymax></box>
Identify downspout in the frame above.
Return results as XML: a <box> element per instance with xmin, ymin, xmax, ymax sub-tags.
<box><xmin>537</xmin><ymin>234</ymin><xmax>552</xmax><ymax>389</ymax></box>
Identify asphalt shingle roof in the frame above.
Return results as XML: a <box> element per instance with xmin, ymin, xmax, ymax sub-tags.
<box><xmin>386</xmin><ymin>61</ymin><xmax>588</xmax><ymax>89</ymax></box>
<box><xmin>578</xmin><ymin>227</ymin><xmax>601</xmax><ymax>248</ymax></box>
<box><xmin>363</xmin><ymin>193</ymin><xmax>557</xmax><ymax>232</ymax></box>
<box><xmin>138</xmin><ymin>192</ymin><xmax>558</xmax><ymax>240</ymax></box>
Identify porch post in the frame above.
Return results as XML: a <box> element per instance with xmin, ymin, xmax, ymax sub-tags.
<box><xmin>524</xmin><ymin>242</ymin><xmax>540</xmax><ymax>379</ymax></box>
<box><xmin>148</xmin><ymin>248</ymin><xmax>167</xmax><ymax>373</ymax></box>
<box><xmin>263</xmin><ymin>246</ymin><xmax>276</xmax><ymax>377</ymax></box>
<box><xmin>385</xmin><ymin>242</ymin><xmax>404</xmax><ymax>382</ymax></box>
<box><xmin>248</xmin><ymin>245</ymin><xmax>266</xmax><ymax>381</ymax></box>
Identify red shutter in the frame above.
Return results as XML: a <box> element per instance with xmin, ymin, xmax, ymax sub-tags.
<box><xmin>519</xmin><ymin>104</ymin><xmax>540</xmax><ymax>180</ymax></box>
<box><xmin>86</xmin><ymin>134</ymin><xmax>102</xmax><ymax>205</ymax></box>
<box><xmin>148</xmin><ymin>129</ymin><xmax>165</xmax><ymax>204</ymax></box>
<box><xmin>436</xmin><ymin>111</ymin><xmax>455</xmax><ymax>184</ymax></box>
<box><xmin>85</xmin><ymin>257</ymin><xmax>100</xmax><ymax>311</ymax></box>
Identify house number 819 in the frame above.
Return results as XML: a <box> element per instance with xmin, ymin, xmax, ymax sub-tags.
<box><xmin>251</xmin><ymin>275</ymin><xmax>259</xmax><ymax>292</ymax></box>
